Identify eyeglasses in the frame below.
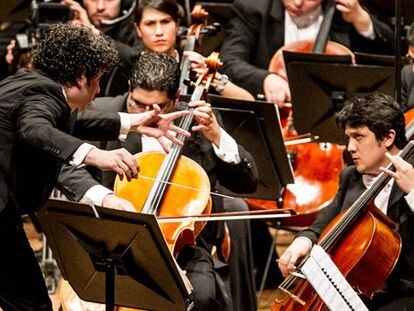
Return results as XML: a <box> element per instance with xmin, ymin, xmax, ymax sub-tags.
<box><xmin>127</xmin><ymin>95</ymin><xmax>173</xmax><ymax>111</ymax></box>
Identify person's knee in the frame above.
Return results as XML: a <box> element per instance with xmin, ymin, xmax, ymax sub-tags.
<box><xmin>190</xmin><ymin>278</ymin><xmax>218</xmax><ymax>311</ymax></box>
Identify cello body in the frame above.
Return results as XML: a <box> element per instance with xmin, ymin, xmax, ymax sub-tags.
<box><xmin>114</xmin><ymin>151</ymin><xmax>212</xmax><ymax>255</ymax></box>
<box><xmin>271</xmin><ymin>202</ymin><xmax>401</xmax><ymax>310</ymax></box>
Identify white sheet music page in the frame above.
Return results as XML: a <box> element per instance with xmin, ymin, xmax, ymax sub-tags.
<box><xmin>301</xmin><ymin>245</ymin><xmax>369</xmax><ymax>311</ymax></box>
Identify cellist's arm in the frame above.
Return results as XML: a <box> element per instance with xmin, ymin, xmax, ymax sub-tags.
<box><xmin>335</xmin><ymin>0</ymin><xmax>394</xmax><ymax>54</ymax></box>
<box><xmin>220</xmin><ymin>0</ymin><xmax>269</xmax><ymax>97</ymax></box>
<box><xmin>279</xmin><ymin>166</ymin><xmax>355</xmax><ymax>276</ymax></box>
<box><xmin>189</xmin><ymin>101</ymin><xmax>258</xmax><ymax>193</ymax></box>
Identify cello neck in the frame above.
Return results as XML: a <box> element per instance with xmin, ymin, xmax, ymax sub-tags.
<box><xmin>141</xmin><ymin>86</ymin><xmax>209</xmax><ymax>215</ymax></box>
<box><xmin>179</xmin><ymin>36</ymin><xmax>197</xmax><ymax>95</ymax></box>
<box><xmin>312</xmin><ymin>0</ymin><xmax>335</xmax><ymax>53</ymax></box>
<box><xmin>141</xmin><ymin>52</ymin><xmax>221</xmax><ymax>215</ymax></box>
<box><xmin>320</xmin><ymin>141</ymin><xmax>414</xmax><ymax>251</ymax></box>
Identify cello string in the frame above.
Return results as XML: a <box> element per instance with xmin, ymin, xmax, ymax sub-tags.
<box><xmin>144</xmin><ymin>86</ymin><xmax>209</xmax><ymax>213</ymax></box>
<box><xmin>138</xmin><ymin>175</ymin><xmax>234</xmax><ymax>199</ymax></box>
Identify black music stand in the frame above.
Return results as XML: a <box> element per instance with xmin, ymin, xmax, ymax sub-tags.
<box><xmin>284</xmin><ymin>51</ymin><xmax>395</xmax><ymax>145</ymax></box>
<box><xmin>37</xmin><ymin>199</ymin><xmax>193</xmax><ymax>311</ymax></box>
<box><xmin>179</xmin><ymin>94</ymin><xmax>294</xmax><ymax>200</ymax></box>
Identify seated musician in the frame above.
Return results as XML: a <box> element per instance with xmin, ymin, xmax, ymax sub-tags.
<box><xmin>57</xmin><ymin>51</ymin><xmax>259</xmax><ymax>310</ymax></box>
<box><xmin>135</xmin><ymin>0</ymin><xmax>260</xmax><ymax>308</ymax></box>
<box><xmin>220</xmin><ymin>0</ymin><xmax>394</xmax><ymax>106</ymax></box>
<box><xmin>402</xmin><ymin>22</ymin><xmax>414</xmax><ymax>111</ymax></box>
<box><xmin>134</xmin><ymin>0</ymin><xmax>255</xmax><ymax>101</ymax></box>
<box><xmin>278</xmin><ymin>93</ymin><xmax>414</xmax><ymax>310</ymax></box>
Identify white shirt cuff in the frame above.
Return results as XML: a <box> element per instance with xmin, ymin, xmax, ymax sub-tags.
<box><xmin>83</xmin><ymin>185</ymin><xmax>114</xmax><ymax>207</ymax></box>
<box><xmin>212</xmin><ymin>128</ymin><xmax>241</xmax><ymax>164</ymax></box>
<box><xmin>69</xmin><ymin>143</ymin><xmax>96</xmax><ymax>166</ymax></box>
<box><xmin>118</xmin><ymin>112</ymin><xmax>131</xmax><ymax>141</ymax></box>
<box><xmin>404</xmin><ymin>189</ymin><xmax>414</xmax><ymax>212</ymax></box>
<box><xmin>358</xmin><ymin>21</ymin><xmax>375</xmax><ymax>40</ymax></box>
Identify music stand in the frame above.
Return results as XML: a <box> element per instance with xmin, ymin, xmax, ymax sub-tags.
<box><xmin>37</xmin><ymin>199</ymin><xmax>192</xmax><ymax>311</ymax></box>
<box><xmin>179</xmin><ymin>94</ymin><xmax>294</xmax><ymax>200</ymax></box>
<box><xmin>285</xmin><ymin>52</ymin><xmax>395</xmax><ymax>145</ymax></box>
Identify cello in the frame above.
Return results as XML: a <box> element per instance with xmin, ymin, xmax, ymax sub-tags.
<box><xmin>270</xmin><ymin>141</ymin><xmax>414</xmax><ymax>310</ymax></box>
<box><xmin>113</xmin><ymin>53</ymin><xmax>222</xmax><ymax>256</ymax></box>
<box><xmin>246</xmin><ymin>0</ymin><xmax>349</xmax><ymax>226</ymax></box>
<box><xmin>179</xmin><ymin>4</ymin><xmax>219</xmax><ymax>95</ymax></box>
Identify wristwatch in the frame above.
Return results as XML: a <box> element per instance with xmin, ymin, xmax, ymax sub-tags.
<box><xmin>215</xmin><ymin>74</ymin><xmax>229</xmax><ymax>93</ymax></box>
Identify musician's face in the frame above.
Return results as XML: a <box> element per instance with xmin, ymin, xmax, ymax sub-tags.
<box><xmin>127</xmin><ymin>87</ymin><xmax>176</xmax><ymax>114</ymax></box>
<box><xmin>84</xmin><ymin>0</ymin><xmax>122</xmax><ymax>30</ymax></box>
<box><xmin>136</xmin><ymin>9</ymin><xmax>178</xmax><ymax>56</ymax></box>
<box><xmin>283</xmin><ymin>0</ymin><xmax>322</xmax><ymax>18</ymax></box>
<box><xmin>345</xmin><ymin>126</ymin><xmax>395</xmax><ymax>175</ymax></box>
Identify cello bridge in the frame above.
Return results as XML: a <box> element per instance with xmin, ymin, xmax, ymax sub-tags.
<box><xmin>278</xmin><ymin>286</ymin><xmax>306</xmax><ymax>306</ymax></box>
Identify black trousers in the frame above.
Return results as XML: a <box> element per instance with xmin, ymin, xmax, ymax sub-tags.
<box><xmin>178</xmin><ymin>245</ymin><xmax>219</xmax><ymax>311</ymax></box>
<box><xmin>0</xmin><ymin>208</ymin><xmax>52</xmax><ymax>311</ymax></box>
<box><xmin>367</xmin><ymin>291</ymin><xmax>414</xmax><ymax>311</ymax></box>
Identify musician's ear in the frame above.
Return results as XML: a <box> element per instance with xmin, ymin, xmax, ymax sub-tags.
<box><xmin>384</xmin><ymin>129</ymin><xmax>396</xmax><ymax>149</ymax></box>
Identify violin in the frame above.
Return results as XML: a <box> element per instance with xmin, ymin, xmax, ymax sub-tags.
<box><xmin>271</xmin><ymin>141</ymin><xmax>414</xmax><ymax>310</ymax></box>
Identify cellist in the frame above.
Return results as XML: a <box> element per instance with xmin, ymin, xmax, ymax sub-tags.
<box><xmin>57</xmin><ymin>51</ymin><xmax>259</xmax><ymax>310</ymax></box>
<box><xmin>278</xmin><ymin>93</ymin><xmax>414</xmax><ymax>310</ymax></box>
<box><xmin>220</xmin><ymin>0</ymin><xmax>394</xmax><ymax>107</ymax></box>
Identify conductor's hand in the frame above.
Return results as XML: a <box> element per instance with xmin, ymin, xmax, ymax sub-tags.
<box><xmin>278</xmin><ymin>238</ymin><xmax>312</xmax><ymax>277</ymax></box>
<box><xmin>380</xmin><ymin>152</ymin><xmax>414</xmax><ymax>194</ymax></box>
<box><xmin>129</xmin><ymin>104</ymin><xmax>190</xmax><ymax>153</ymax></box>
<box><xmin>263</xmin><ymin>73</ymin><xmax>291</xmax><ymax>108</ymax></box>
<box><xmin>189</xmin><ymin>101</ymin><xmax>221</xmax><ymax>147</ymax></box>
<box><xmin>84</xmin><ymin>148</ymin><xmax>139</xmax><ymax>182</ymax></box>
<box><xmin>102</xmin><ymin>194</ymin><xmax>136</xmax><ymax>212</ymax></box>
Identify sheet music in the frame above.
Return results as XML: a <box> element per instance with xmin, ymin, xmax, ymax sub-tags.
<box><xmin>301</xmin><ymin>245</ymin><xmax>368</xmax><ymax>311</ymax></box>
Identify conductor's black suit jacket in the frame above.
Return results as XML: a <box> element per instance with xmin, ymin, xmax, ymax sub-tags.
<box><xmin>0</xmin><ymin>68</ymin><xmax>122</xmax><ymax>216</ymax></box>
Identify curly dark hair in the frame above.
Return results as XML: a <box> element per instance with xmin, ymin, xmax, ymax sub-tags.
<box><xmin>336</xmin><ymin>93</ymin><xmax>407</xmax><ymax>149</ymax></box>
<box><xmin>130</xmin><ymin>51</ymin><xmax>180</xmax><ymax>99</ymax></box>
<box><xmin>31</xmin><ymin>23</ymin><xmax>119</xmax><ymax>86</ymax></box>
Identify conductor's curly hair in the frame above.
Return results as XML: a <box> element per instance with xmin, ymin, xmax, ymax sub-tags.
<box><xmin>31</xmin><ymin>23</ymin><xmax>119</xmax><ymax>86</ymax></box>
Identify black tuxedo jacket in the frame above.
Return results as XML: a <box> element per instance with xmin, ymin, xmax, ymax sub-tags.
<box><xmin>402</xmin><ymin>64</ymin><xmax>414</xmax><ymax>112</ymax></box>
<box><xmin>297</xmin><ymin>164</ymin><xmax>414</xmax><ymax>296</ymax></box>
<box><xmin>220</xmin><ymin>0</ymin><xmax>394</xmax><ymax>97</ymax></box>
<box><xmin>0</xmin><ymin>68</ymin><xmax>122</xmax><ymax>216</ymax></box>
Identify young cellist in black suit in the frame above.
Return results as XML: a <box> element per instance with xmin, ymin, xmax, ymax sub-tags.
<box><xmin>279</xmin><ymin>93</ymin><xmax>414</xmax><ymax>310</ymax></box>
